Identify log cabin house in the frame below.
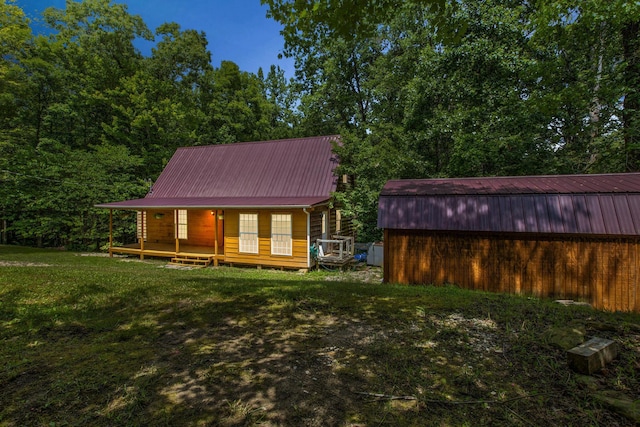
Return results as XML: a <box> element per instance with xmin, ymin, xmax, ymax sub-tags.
<box><xmin>378</xmin><ymin>173</ymin><xmax>640</xmax><ymax>312</ymax></box>
<box><xmin>97</xmin><ymin>135</ymin><xmax>347</xmax><ymax>270</ymax></box>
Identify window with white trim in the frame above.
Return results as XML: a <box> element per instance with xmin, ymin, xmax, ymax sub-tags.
<box><xmin>239</xmin><ymin>213</ymin><xmax>259</xmax><ymax>253</ymax></box>
<box><xmin>136</xmin><ymin>211</ymin><xmax>147</xmax><ymax>240</ymax></box>
<box><xmin>177</xmin><ymin>209</ymin><xmax>188</xmax><ymax>239</ymax></box>
<box><xmin>271</xmin><ymin>213</ymin><xmax>292</xmax><ymax>256</ymax></box>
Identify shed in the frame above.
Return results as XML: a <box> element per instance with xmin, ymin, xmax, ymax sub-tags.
<box><xmin>97</xmin><ymin>135</ymin><xmax>349</xmax><ymax>270</ymax></box>
<box><xmin>378</xmin><ymin>173</ymin><xmax>640</xmax><ymax>312</ymax></box>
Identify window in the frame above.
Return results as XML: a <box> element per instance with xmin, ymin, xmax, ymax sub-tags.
<box><xmin>177</xmin><ymin>209</ymin><xmax>188</xmax><ymax>239</ymax></box>
<box><xmin>271</xmin><ymin>213</ymin><xmax>292</xmax><ymax>256</ymax></box>
<box><xmin>136</xmin><ymin>211</ymin><xmax>147</xmax><ymax>240</ymax></box>
<box><xmin>239</xmin><ymin>213</ymin><xmax>258</xmax><ymax>253</ymax></box>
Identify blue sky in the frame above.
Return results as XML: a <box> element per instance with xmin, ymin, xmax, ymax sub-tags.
<box><xmin>17</xmin><ymin>0</ymin><xmax>294</xmax><ymax>77</ymax></box>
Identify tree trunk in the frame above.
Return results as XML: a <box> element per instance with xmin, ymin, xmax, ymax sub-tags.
<box><xmin>622</xmin><ymin>20</ymin><xmax>640</xmax><ymax>171</ymax></box>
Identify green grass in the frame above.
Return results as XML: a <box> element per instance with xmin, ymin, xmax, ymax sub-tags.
<box><xmin>1</xmin><ymin>245</ymin><xmax>639</xmax><ymax>426</ymax></box>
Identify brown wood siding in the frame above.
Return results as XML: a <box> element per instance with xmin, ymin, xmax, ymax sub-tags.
<box><xmin>187</xmin><ymin>210</ymin><xmax>215</xmax><ymax>246</ymax></box>
<box><xmin>329</xmin><ymin>209</ymin><xmax>338</xmax><ymax>236</ymax></box>
<box><xmin>142</xmin><ymin>209</ymin><xmax>223</xmax><ymax>250</ymax></box>
<box><xmin>336</xmin><ymin>210</ymin><xmax>355</xmax><ymax>238</ymax></box>
<box><xmin>310</xmin><ymin>211</ymin><xmax>323</xmax><ymax>243</ymax></box>
<box><xmin>309</xmin><ymin>208</ymin><xmax>346</xmax><ymax>240</ymax></box>
<box><xmin>383</xmin><ymin>229</ymin><xmax>640</xmax><ymax>313</ymax></box>
<box><xmin>145</xmin><ymin>210</ymin><xmax>175</xmax><ymax>243</ymax></box>
<box><xmin>224</xmin><ymin>209</ymin><xmax>309</xmax><ymax>269</ymax></box>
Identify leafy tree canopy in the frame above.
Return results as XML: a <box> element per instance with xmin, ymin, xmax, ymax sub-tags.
<box><xmin>0</xmin><ymin>0</ymin><xmax>298</xmax><ymax>248</ymax></box>
<box><xmin>264</xmin><ymin>0</ymin><xmax>640</xmax><ymax>240</ymax></box>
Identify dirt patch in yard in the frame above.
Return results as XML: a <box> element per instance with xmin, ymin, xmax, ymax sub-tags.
<box><xmin>322</xmin><ymin>265</ymin><xmax>382</xmax><ymax>283</ymax></box>
<box><xmin>131</xmin><ymin>301</ymin><xmax>639</xmax><ymax>426</ymax></box>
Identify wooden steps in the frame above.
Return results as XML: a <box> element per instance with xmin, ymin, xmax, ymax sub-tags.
<box><xmin>168</xmin><ymin>255</ymin><xmax>212</xmax><ymax>268</ymax></box>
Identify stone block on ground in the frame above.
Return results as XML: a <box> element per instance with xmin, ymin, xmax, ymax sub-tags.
<box><xmin>567</xmin><ymin>337</ymin><xmax>618</xmax><ymax>375</ymax></box>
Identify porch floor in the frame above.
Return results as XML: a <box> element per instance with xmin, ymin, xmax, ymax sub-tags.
<box><xmin>109</xmin><ymin>242</ymin><xmax>224</xmax><ymax>261</ymax></box>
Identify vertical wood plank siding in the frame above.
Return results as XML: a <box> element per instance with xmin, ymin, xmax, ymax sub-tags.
<box><xmin>187</xmin><ymin>210</ymin><xmax>215</xmax><ymax>246</ymax></box>
<box><xmin>384</xmin><ymin>229</ymin><xmax>640</xmax><ymax>312</ymax></box>
<box><xmin>145</xmin><ymin>210</ymin><xmax>175</xmax><ymax>243</ymax></box>
<box><xmin>144</xmin><ymin>209</ymin><xmax>215</xmax><ymax>246</ymax></box>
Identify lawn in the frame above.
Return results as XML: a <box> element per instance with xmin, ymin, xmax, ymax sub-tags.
<box><xmin>1</xmin><ymin>246</ymin><xmax>639</xmax><ymax>426</ymax></box>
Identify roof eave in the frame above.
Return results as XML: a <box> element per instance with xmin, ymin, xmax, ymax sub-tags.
<box><xmin>95</xmin><ymin>201</ymin><xmax>332</xmax><ymax>210</ymax></box>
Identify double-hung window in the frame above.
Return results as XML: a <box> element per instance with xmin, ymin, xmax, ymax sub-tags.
<box><xmin>271</xmin><ymin>213</ymin><xmax>292</xmax><ymax>256</ymax></box>
<box><xmin>177</xmin><ymin>209</ymin><xmax>188</xmax><ymax>239</ymax></box>
<box><xmin>136</xmin><ymin>211</ymin><xmax>147</xmax><ymax>240</ymax></box>
<box><xmin>239</xmin><ymin>213</ymin><xmax>259</xmax><ymax>253</ymax></box>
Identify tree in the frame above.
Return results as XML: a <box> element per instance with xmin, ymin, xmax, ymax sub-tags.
<box><xmin>0</xmin><ymin>0</ymin><xmax>31</xmax><ymax>135</ymax></box>
<box><xmin>204</xmin><ymin>60</ymin><xmax>278</xmax><ymax>143</ymax></box>
<box><xmin>1</xmin><ymin>0</ymin><xmax>299</xmax><ymax>248</ymax></box>
<box><xmin>41</xmin><ymin>0</ymin><xmax>152</xmax><ymax>148</ymax></box>
<box><xmin>104</xmin><ymin>22</ymin><xmax>213</xmax><ymax>176</ymax></box>
<box><xmin>403</xmin><ymin>0</ymin><xmax>558</xmax><ymax>178</ymax></box>
<box><xmin>531</xmin><ymin>0</ymin><xmax>640</xmax><ymax>171</ymax></box>
<box><xmin>3</xmin><ymin>140</ymin><xmax>145</xmax><ymax>248</ymax></box>
<box><xmin>0</xmin><ymin>0</ymin><xmax>33</xmax><ymax>243</ymax></box>
<box><xmin>262</xmin><ymin>0</ymin><xmax>456</xmax><ymax>55</ymax></box>
<box><xmin>264</xmin><ymin>0</ymin><xmax>640</xmax><ymax>239</ymax></box>
<box><xmin>1</xmin><ymin>0</ymin><xmax>151</xmax><ymax>247</ymax></box>
<box><xmin>263</xmin><ymin>64</ymin><xmax>298</xmax><ymax>138</ymax></box>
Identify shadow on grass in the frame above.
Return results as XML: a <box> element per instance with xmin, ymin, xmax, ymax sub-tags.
<box><xmin>2</xmin><ymin>270</ymin><xmax>638</xmax><ymax>426</ymax></box>
<box><xmin>0</xmin><ymin>272</ymin><xmax>472</xmax><ymax>426</ymax></box>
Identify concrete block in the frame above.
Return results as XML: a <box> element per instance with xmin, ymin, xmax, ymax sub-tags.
<box><xmin>567</xmin><ymin>337</ymin><xmax>618</xmax><ymax>375</ymax></box>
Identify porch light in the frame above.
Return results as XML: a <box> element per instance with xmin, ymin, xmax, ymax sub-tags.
<box><xmin>218</xmin><ymin>214</ymin><xmax>224</xmax><ymax>220</ymax></box>
<box><xmin>154</xmin><ymin>213</ymin><xmax>164</xmax><ymax>219</ymax></box>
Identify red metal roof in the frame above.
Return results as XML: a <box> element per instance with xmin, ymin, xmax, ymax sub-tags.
<box><xmin>378</xmin><ymin>173</ymin><xmax>640</xmax><ymax>236</ymax></box>
<box><xmin>97</xmin><ymin>135</ymin><xmax>340</xmax><ymax>209</ymax></box>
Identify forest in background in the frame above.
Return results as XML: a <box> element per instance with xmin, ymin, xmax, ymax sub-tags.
<box><xmin>1</xmin><ymin>0</ymin><xmax>639</xmax><ymax>247</ymax></box>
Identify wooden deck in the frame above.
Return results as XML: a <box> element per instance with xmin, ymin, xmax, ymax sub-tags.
<box><xmin>109</xmin><ymin>243</ymin><xmax>224</xmax><ymax>265</ymax></box>
<box><xmin>316</xmin><ymin>236</ymin><xmax>355</xmax><ymax>270</ymax></box>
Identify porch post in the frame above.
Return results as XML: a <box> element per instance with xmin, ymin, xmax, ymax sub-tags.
<box><xmin>108</xmin><ymin>209</ymin><xmax>113</xmax><ymax>258</ymax></box>
<box><xmin>174</xmin><ymin>209</ymin><xmax>180</xmax><ymax>254</ymax></box>
<box><xmin>304</xmin><ymin>208</ymin><xmax>311</xmax><ymax>270</ymax></box>
<box><xmin>214</xmin><ymin>210</ymin><xmax>219</xmax><ymax>266</ymax></box>
<box><xmin>140</xmin><ymin>211</ymin><xmax>145</xmax><ymax>260</ymax></box>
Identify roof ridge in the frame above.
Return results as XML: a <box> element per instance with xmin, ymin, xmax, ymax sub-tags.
<box><xmin>175</xmin><ymin>135</ymin><xmax>341</xmax><ymax>151</ymax></box>
<box><xmin>382</xmin><ymin>173</ymin><xmax>640</xmax><ymax>196</ymax></box>
<box><xmin>388</xmin><ymin>172</ymin><xmax>640</xmax><ymax>182</ymax></box>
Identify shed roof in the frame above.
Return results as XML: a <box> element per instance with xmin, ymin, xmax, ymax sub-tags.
<box><xmin>97</xmin><ymin>135</ymin><xmax>340</xmax><ymax>209</ymax></box>
<box><xmin>378</xmin><ymin>173</ymin><xmax>640</xmax><ymax>236</ymax></box>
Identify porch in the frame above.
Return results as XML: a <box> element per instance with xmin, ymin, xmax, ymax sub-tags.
<box><xmin>109</xmin><ymin>242</ymin><xmax>224</xmax><ymax>266</ymax></box>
